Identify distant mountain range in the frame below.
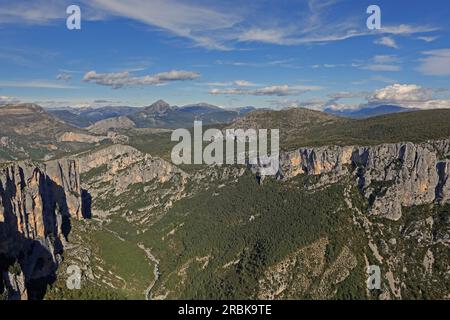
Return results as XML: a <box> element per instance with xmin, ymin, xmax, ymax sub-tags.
<box><xmin>323</xmin><ymin>105</ymin><xmax>417</xmax><ymax>119</ymax></box>
<box><xmin>48</xmin><ymin>100</ymin><xmax>256</xmax><ymax>130</ymax></box>
<box><xmin>47</xmin><ymin>101</ymin><xmax>421</xmax><ymax>132</ymax></box>
<box><xmin>48</xmin><ymin>106</ymin><xmax>138</xmax><ymax>127</ymax></box>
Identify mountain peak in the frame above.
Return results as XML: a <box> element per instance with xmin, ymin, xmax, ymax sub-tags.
<box><xmin>150</xmin><ymin>99</ymin><xmax>170</xmax><ymax>108</ymax></box>
<box><xmin>142</xmin><ymin>100</ymin><xmax>172</xmax><ymax>115</ymax></box>
<box><xmin>182</xmin><ymin>102</ymin><xmax>221</xmax><ymax>109</ymax></box>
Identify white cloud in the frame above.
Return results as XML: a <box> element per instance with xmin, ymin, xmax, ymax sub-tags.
<box><xmin>209</xmin><ymin>85</ymin><xmax>320</xmax><ymax>97</ymax></box>
<box><xmin>0</xmin><ymin>0</ymin><xmax>239</xmax><ymax>50</ymax></box>
<box><xmin>374</xmin><ymin>36</ymin><xmax>398</xmax><ymax>48</ymax></box>
<box><xmin>268</xmin><ymin>98</ymin><xmax>356</xmax><ymax>111</ymax></box>
<box><xmin>206</xmin><ymin>80</ymin><xmax>257</xmax><ymax>87</ymax></box>
<box><xmin>215</xmin><ymin>59</ymin><xmax>300</xmax><ymax>69</ymax></box>
<box><xmin>381</xmin><ymin>24</ymin><xmax>438</xmax><ymax>35</ymax></box>
<box><xmin>298</xmin><ymin>91</ymin><xmax>367</xmax><ymax>111</ymax></box>
<box><xmin>367</xmin><ymin>83</ymin><xmax>450</xmax><ymax>109</ymax></box>
<box><xmin>236</xmin><ymin>26</ymin><xmax>367</xmax><ymax>46</ymax></box>
<box><xmin>417</xmin><ymin>49</ymin><xmax>450</xmax><ymax>76</ymax></box>
<box><xmin>417</xmin><ymin>36</ymin><xmax>439</xmax><ymax>42</ymax></box>
<box><xmin>154</xmin><ymin>70</ymin><xmax>200</xmax><ymax>81</ymax></box>
<box><xmin>235</xmin><ymin>22</ymin><xmax>437</xmax><ymax>47</ymax></box>
<box><xmin>237</xmin><ymin>28</ymin><xmax>293</xmax><ymax>45</ymax></box>
<box><xmin>88</xmin><ymin>0</ymin><xmax>240</xmax><ymax>50</ymax></box>
<box><xmin>0</xmin><ymin>96</ymin><xmax>20</xmax><ymax>105</ymax></box>
<box><xmin>0</xmin><ymin>1</ymin><xmax>439</xmax><ymax>50</ymax></box>
<box><xmin>369</xmin><ymin>84</ymin><xmax>433</xmax><ymax>103</ymax></box>
<box><xmin>272</xmin><ymin>84</ymin><xmax>450</xmax><ymax>112</ymax></box>
<box><xmin>233</xmin><ymin>80</ymin><xmax>257</xmax><ymax>87</ymax></box>
<box><xmin>268</xmin><ymin>99</ymin><xmax>325</xmax><ymax>110</ymax></box>
<box><xmin>83</xmin><ymin>70</ymin><xmax>200</xmax><ymax>88</ymax></box>
<box><xmin>56</xmin><ymin>73</ymin><xmax>72</xmax><ymax>81</ymax></box>
<box><xmin>311</xmin><ymin>63</ymin><xmax>352</xmax><ymax>69</ymax></box>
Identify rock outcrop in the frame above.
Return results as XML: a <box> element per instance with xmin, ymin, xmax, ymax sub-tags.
<box><xmin>58</xmin><ymin>132</ymin><xmax>106</xmax><ymax>143</ymax></box>
<box><xmin>0</xmin><ymin>159</ymin><xmax>84</xmax><ymax>299</ymax></box>
<box><xmin>87</xmin><ymin>116</ymin><xmax>136</xmax><ymax>134</ymax></box>
<box><xmin>77</xmin><ymin>144</ymin><xmax>186</xmax><ymax>189</ymax></box>
<box><xmin>76</xmin><ymin>144</ymin><xmax>188</xmax><ymax>223</ymax></box>
<box><xmin>277</xmin><ymin>139</ymin><xmax>450</xmax><ymax>220</ymax></box>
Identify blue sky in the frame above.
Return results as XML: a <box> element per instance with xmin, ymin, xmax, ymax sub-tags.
<box><xmin>0</xmin><ymin>0</ymin><xmax>449</xmax><ymax>110</ymax></box>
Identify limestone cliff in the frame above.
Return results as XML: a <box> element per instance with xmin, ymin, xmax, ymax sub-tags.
<box><xmin>276</xmin><ymin>139</ymin><xmax>450</xmax><ymax>220</ymax></box>
<box><xmin>76</xmin><ymin>144</ymin><xmax>188</xmax><ymax>223</ymax></box>
<box><xmin>0</xmin><ymin>159</ymin><xmax>83</xmax><ymax>299</ymax></box>
<box><xmin>87</xmin><ymin>116</ymin><xmax>136</xmax><ymax>134</ymax></box>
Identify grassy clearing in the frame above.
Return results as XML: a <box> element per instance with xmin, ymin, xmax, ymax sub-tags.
<box><xmin>90</xmin><ymin>229</ymin><xmax>154</xmax><ymax>299</ymax></box>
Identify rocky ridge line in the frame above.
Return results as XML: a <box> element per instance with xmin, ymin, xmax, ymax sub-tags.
<box><xmin>275</xmin><ymin>139</ymin><xmax>450</xmax><ymax>220</ymax></box>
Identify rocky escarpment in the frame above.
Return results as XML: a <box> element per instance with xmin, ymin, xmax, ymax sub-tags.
<box><xmin>277</xmin><ymin>139</ymin><xmax>450</xmax><ymax>221</ymax></box>
<box><xmin>77</xmin><ymin>144</ymin><xmax>187</xmax><ymax>191</ymax></box>
<box><xmin>76</xmin><ymin>144</ymin><xmax>188</xmax><ymax>224</ymax></box>
<box><xmin>0</xmin><ymin>159</ymin><xmax>85</xmax><ymax>299</ymax></box>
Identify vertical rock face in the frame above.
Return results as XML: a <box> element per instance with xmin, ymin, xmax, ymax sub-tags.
<box><xmin>277</xmin><ymin>140</ymin><xmax>450</xmax><ymax>221</ymax></box>
<box><xmin>0</xmin><ymin>159</ymin><xmax>83</xmax><ymax>299</ymax></box>
<box><xmin>2</xmin><ymin>269</ymin><xmax>27</xmax><ymax>300</ymax></box>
